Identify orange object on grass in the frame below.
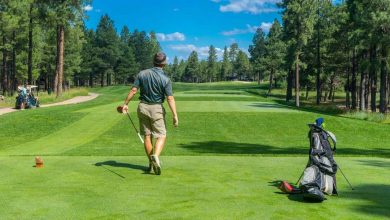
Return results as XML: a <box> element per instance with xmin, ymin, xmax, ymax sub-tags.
<box><xmin>35</xmin><ymin>156</ymin><xmax>44</xmax><ymax>168</ymax></box>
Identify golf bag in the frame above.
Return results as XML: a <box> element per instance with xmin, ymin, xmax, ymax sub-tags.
<box><xmin>299</xmin><ymin>123</ymin><xmax>338</xmax><ymax>202</ymax></box>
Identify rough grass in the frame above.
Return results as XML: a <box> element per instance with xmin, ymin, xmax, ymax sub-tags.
<box><xmin>0</xmin><ymin>82</ymin><xmax>389</xmax><ymax>219</ymax></box>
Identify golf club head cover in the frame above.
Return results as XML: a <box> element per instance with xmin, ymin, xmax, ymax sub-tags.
<box><xmin>278</xmin><ymin>181</ymin><xmax>301</xmax><ymax>194</ymax></box>
<box><xmin>117</xmin><ymin>106</ymin><xmax>123</xmax><ymax>113</ymax></box>
<box><xmin>315</xmin><ymin>118</ymin><xmax>324</xmax><ymax>127</ymax></box>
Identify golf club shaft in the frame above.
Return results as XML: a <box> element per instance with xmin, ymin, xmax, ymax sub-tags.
<box><xmin>126</xmin><ymin>112</ymin><xmax>144</xmax><ymax>144</ymax></box>
<box><xmin>338</xmin><ymin>165</ymin><xmax>354</xmax><ymax>190</ymax></box>
<box><xmin>296</xmin><ymin>172</ymin><xmax>304</xmax><ymax>185</ymax></box>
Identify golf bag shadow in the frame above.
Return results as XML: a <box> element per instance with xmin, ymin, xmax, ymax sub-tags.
<box><xmin>299</xmin><ymin>124</ymin><xmax>338</xmax><ymax>202</ymax></box>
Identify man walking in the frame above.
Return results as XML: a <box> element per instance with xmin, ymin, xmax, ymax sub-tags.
<box><xmin>122</xmin><ymin>52</ymin><xmax>178</xmax><ymax>175</ymax></box>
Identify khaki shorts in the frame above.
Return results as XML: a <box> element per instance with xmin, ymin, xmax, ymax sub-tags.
<box><xmin>137</xmin><ymin>102</ymin><xmax>166</xmax><ymax>138</ymax></box>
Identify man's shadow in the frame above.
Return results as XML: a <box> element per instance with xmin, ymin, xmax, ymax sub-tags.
<box><xmin>95</xmin><ymin>161</ymin><xmax>150</xmax><ymax>178</ymax></box>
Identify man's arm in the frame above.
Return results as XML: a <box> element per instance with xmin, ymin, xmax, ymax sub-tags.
<box><xmin>122</xmin><ymin>87</ymin><xmax>138</xmax><ymax>113</ymax></box>
<box><xmin>167</xmin><ymin>96</ymin><xmax>178</xmax><ymax>127</ymax></box>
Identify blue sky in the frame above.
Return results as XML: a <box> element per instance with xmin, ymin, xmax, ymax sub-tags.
<box><xmin>84</xmin><ymin>0</ymin><xmax>282</xmax><ymax>62</ymax></box>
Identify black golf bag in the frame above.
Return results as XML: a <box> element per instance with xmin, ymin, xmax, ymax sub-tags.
<box><xmin>299</xmin><ymin>124</ymin><xmax>338</xmax><ymax>202</ymax></box>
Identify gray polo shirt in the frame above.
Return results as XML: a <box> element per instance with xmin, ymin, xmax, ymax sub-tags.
<box><xmin>132</xmin><ymin>67</ymin><xmax>173</xmax><ymax>104</ymax></box>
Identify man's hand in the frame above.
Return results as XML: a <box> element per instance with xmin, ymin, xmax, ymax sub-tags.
<box><xmin>173</xmin><ymin>115</ymin><xmax>179</xmax><ymax>127</ymax></box>
<box><xmin>122</xmin><ymin>105</ymin><xmax>129</xmax><ymax>114</ymax></box>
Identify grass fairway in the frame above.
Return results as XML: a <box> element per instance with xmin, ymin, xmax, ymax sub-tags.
<box><xmin>0</xmin><ymin>82</ymin><xmax>389</xmax><ymax>219</ymax></box>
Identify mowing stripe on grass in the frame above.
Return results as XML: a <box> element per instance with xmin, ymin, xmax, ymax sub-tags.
<box><xmin>0</xmin><ymin>103</ymin><xmax>134</xmax><ymax>156</ymax></box>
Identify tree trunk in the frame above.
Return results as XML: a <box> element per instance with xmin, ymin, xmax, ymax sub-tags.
<box><xmin>328</xmin><ymin>76</ymin><xmax>334</xmax><ymax>101</ymax></box>
<box><xmin>351</xmin><ymin>49</ymin><xmax>357</xmax><ymax>109</ymax></box>
<box><xmin>54</xmin><ymin>25</ymin><xmax>65</xmax><ymax>97</ymax></box>
<box><xmin>267</xmin><ymin>69</ymin><xmax>274</xmax><ymax>96</ymax></box>
<box><xmin>379</xmin><ymin>47</ymin><xmax>388</xmax><ymax>113</ymax></box>
<box><xmin>323</xmin><ymin>91</ymin><xmax>328</xmax><ymax>102</ymax></box>
<box><xmin>332</xmin><ymin>89</ymin><xmax>335</xmax><ymax>103</ymax></box>
<box><xmin>274</xmin><ymin>77</ymin><xmax>277</xmax><ymax>88</ymax></box>
<box><xmin>89</xmin><ymin>73</ymin><xmax>94</xmax><ymax>87</ymax></box>
<box><xmin>316</xmin><ymin>13</ymin><xmax>321</xmax><ymax>105</ymax></box>
<box><xmin>100</xmin><ymin>72</ymin><xmax>104</xmax><ymax>87</ymax></box>
<box><xmin>295</xmin><ymin>54</ymin><xmax>300</xmax><ymax>107</ymax></box>
<box><xmin>365</xmin><ymin>72</ymin><xmax>369</xmax><ymax>110</ymax></box>
<box><xmin>370</xmin><ymin>45</ymin><xmax>377</xmax><ymax>112</ymax></box>
<box><xmin>28</xmin><ymin>3</ymin><xmax>33</xmax><ymax>85</ymax></box>
<box><xmin>257</xmin><ymin>72</ymin><xmax>260</xmax><ymax>85</ymax></box>
<box><xmin>11</xmin><ymin>31</ymin><xmax>16</xmax><ymax>95</ymax></box>
<box><xmin>286</xmin><ymin>68</ymin><xmax>293</xmax><ymax>102</ymax></box>
<box><xmin>2</xmin><ymin>36</ymin><xmax>7</xmax><ymax>95</ymax></box>
<box><xmin>305</xmin><ymin>86</ymin><xmax>309</xmax><ymax>100</ymax></box>
<box><xmin>346</xmin><ymin>68</ymin><xmax>351</xmax><ymax>109</ymax></box>
<box><xmin>360</xmin><ymin>70</ymin><xmax>366</xmax><ymax>111</ymax></box>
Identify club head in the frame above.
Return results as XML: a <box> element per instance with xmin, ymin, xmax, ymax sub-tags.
<box><xmin>117</xmin><ymin>106</ymin><xmax>124</xmax><ymax>114</ymax></box>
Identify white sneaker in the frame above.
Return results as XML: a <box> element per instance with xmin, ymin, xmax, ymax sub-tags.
<box><xmin>151</xmin><ymin>155</ymin><xmax>161</xmax><ymax>175</ymax></box>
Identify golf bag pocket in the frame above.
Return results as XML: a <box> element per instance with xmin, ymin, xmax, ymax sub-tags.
<box><xmin>323</xmin><ymin>174</ymin><xmax>334</xmax><ymax>195</ymax></box>
<box><xmin>300</xmin><ymin>166</ymin><xmax>326</xmax><ymax>202</ymax></box>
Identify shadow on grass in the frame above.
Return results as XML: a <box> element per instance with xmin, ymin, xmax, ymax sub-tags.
<box><xmin>179</xmin><ymin>141</ymin><xmax>305</xmax><ymax>155</ymax></box>
<box><xmin>95</xmin><ymin>160</ymin><xmax>148</xmax><ymax>170</ymax></box>
<box><xmin>268</xmin><ymin>180</ymin><xmax>324</xmax><ymax>203</ymax></box>
<box><xmin>357</xmin><ymin>159</ymin><xmax>390</xmax><ymax>168</ymax></box>
<box><xmin>247</xmin><ymin>103</ymin><xmax>293</xmax><ymax>109</ymax></box>
<box><xmin>335</xmin><ymin>148</ymin><xmax>390</xmax><ymax>157</ymax></box>
<box><xmin>273</xmin><ymin>99</ymin><xmax>344</xmax><ymax>116</ymax></box>
<box><xmin>95</xmin><ymin>161</ymin><xmax>149</xmax><ymax>177</ymax></box>
<box><xmin>179</xmin><ymin>141</ymin><xmax>390</xmax><ymax>157</ymax></box>
<box><xmin>343</xmin><ymin>184</ymin><xmax>390</xmax><ymax>218</ymax></box>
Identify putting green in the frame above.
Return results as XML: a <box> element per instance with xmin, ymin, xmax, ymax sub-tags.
<box><xmin>0</xmin><ymin>156</ymin><xmax>388</xmax><ymax>219</ymax></box>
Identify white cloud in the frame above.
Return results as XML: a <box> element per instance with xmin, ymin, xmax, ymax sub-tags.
<box><xmin>217</xmin><ymin>0</ymin><xmax>281</xmax><ymax>14</ymax></box>
<box><xmin>260</xmin><ymin>22</ymin><xmax>272</xmax><ymax>32</ymax></box>
<box><xmin>222</xmin><ymin>22</ymin><xmax>272</xmax><ymax>36</ymax></box>
<box><xmin>169</xmin><ymin>44</ymin><xmax>224</xmax><ymax>60</ymax></box>
<box><xmin>156</xmin><ymin>32</ymin><xmax>186</xmax><ymax>42</ymax></box>
<box><xmin>83</xmin><ymin>4</ymin><xmax>93</xmax><ymax>11</ymax></box>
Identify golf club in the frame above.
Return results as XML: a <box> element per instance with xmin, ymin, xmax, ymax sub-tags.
<box><xmin>117</xmin><ymin>106</ymin><xmax>144</xmax><ymax>144</ymax></box>
<box><xmin>338</xmin><ymin>165</ymin><xmax>354</xmax><ymax>190</ymax></box>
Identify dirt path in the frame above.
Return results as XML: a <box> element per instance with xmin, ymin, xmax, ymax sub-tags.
<box><xmin>0</xmin><ymin>93</ymin><xmax>99</xmax><ymax>116</ymax></box>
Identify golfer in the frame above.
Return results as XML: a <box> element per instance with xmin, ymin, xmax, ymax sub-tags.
<box><xmin>122</xmin><ymin>52</ymin><xmax>178</xmax><ymax>175</ymax></box>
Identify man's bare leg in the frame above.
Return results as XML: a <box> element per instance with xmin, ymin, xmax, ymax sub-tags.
<box><xmin>144</xmin><ymin>135</ymin><xmax>153</xmax><ymax>162</ymax></box>
<box><xmin>154</xmin><ymin>136</ymin><xmax>166</xmax><ymax>156</ymax></box>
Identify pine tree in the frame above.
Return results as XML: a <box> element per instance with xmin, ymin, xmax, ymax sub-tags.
<box><xmin>116</xmin><ymin>26</ymin><xmax>138</xmax><ymax>84</ymax></box>
<box><xmin>262</xmin><ymin>19</ymin><xmax>286</xmax><ymax>95</ymax></box>
<box><xmin>220</xmin><ymin>46</ymin><xmax>230</xmax><ymax>81</ymax></box>
<box><xmin>207</xmin><ymin>45</ymin><xmax>218</xmax><ymax>82</ymax></box>
<box><xmin>183</xmin><ymin>51</ymin><xmax>199</xmax><ymax>82</ymax></box>
<box><xmin>249</xmin><ymin>27</ymin><xmax>266</xmax><ymax>84</ymax></box>
<box><xmin>229</xmin><ymin>43</ymin><xmax>239</xmax><ymax>78</ymax></box>
<box><xmin>281</xmin><ymin>0</ymin><xmax>317</xmax><ymax>107</ymax></box>
<box><xmin>235</xmin><ymin>50</ymin><xmax>251</xmax><ymax>80</ymax></box>
<box><xmin>95</xmin><ymin>14</ymin><xmax>119</xmax><ymax>87</ymax></box>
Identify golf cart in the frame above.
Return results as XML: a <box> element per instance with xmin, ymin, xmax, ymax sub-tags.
<box><xmin>15</xmin><ymin>85</ymin><xmax>40</xmax><ymax>109</ymax></box>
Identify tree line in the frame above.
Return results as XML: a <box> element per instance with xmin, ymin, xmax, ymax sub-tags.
<box><xmin>1</xmin><ymin>0</ymin><xmax>389</xmax><ymax>113</ymax></box>
<box><xmin>0</xmin><ymin>0</ymin><xmax>160</xmax><ymax>98</ymax></box>
<box><xmin>162</xmin><ymin>0</ymin><xmax>390</xmax><ymax>113</ymax></box>
<box><xmin>260</xmin><ymin>0</ymin><xmax>390</xmax><ymax>113</ymax></box>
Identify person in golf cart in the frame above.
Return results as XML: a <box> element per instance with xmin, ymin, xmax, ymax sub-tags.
<box><xmin>121</xmin><ymin>52</ymin><xmax>178</xmax><ymax>175</ymax></box>
<box><xmin>15</xmin><ymin>84</ymin><xmax>40</xmax><ymax>109</ymax></box>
